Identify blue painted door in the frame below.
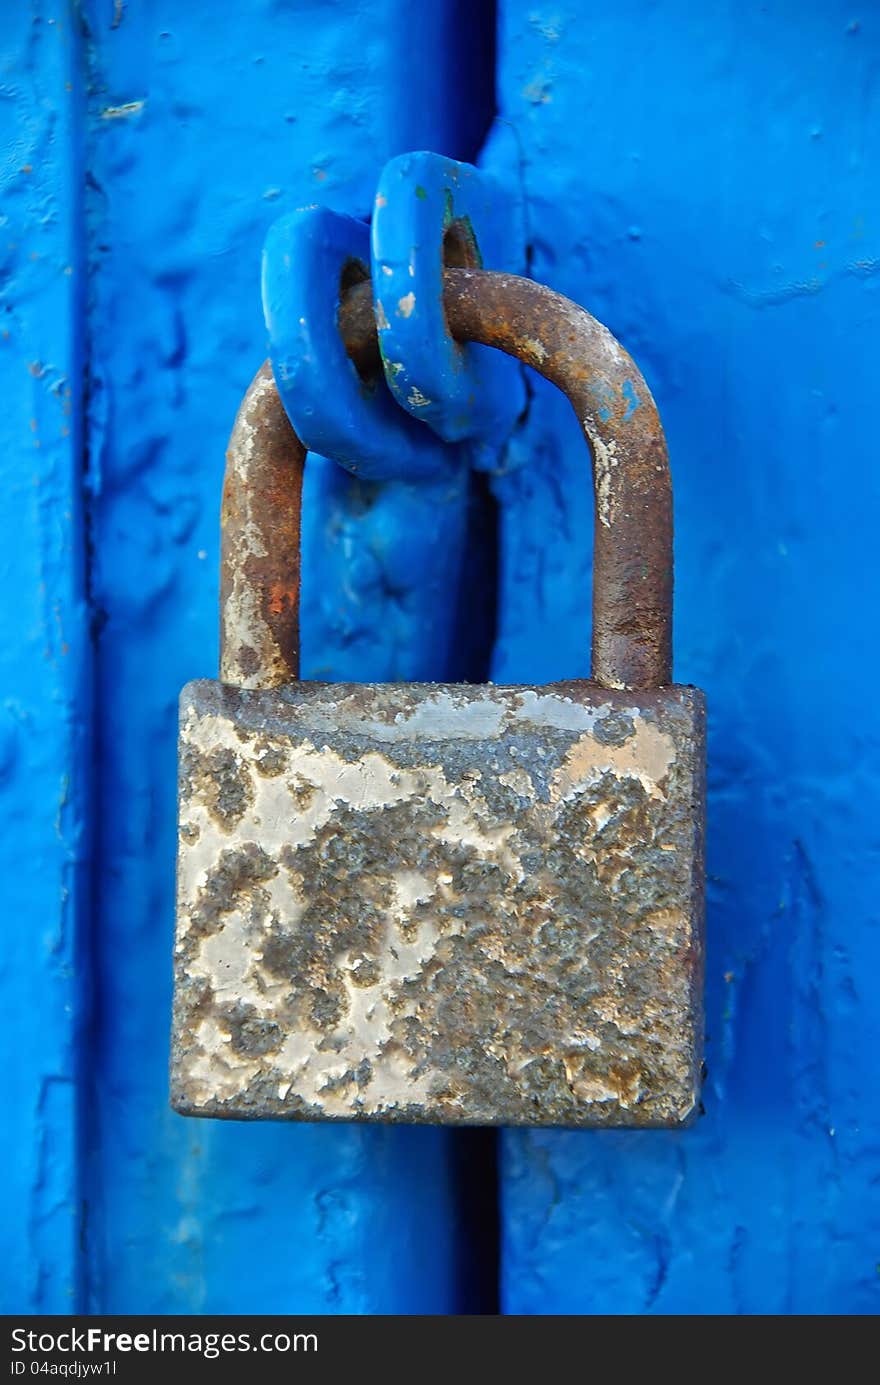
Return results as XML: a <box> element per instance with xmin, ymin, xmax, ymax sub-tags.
<box><xmin>3</xmin><ymin>0</ymin><xmax>878</xmax><ymax>1315</ymax></box>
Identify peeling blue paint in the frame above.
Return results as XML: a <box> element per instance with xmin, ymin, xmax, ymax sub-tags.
<box><xmin>621</xmin><ymin>379</ymin><xmax>640</xmax><ymax>420</ymax></box>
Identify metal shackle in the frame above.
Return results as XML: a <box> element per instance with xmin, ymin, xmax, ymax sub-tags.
<box><xmin>220</xmin><ymin>268</ymin><xmax>673</xmax><ymax>692</ymax></box>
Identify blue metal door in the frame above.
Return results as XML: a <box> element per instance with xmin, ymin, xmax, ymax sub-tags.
<box><xmin>3</xmin><ymin>0</ymin><xmax>878</xmax><ymax>1314</ymax></box>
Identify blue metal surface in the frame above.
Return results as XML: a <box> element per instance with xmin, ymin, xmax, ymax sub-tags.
<box><xmin>80</xmin><ymin>0</ymin><xmax>496</xmax><ymax>1316</ymax></box>
<box><xmin>1</xmin><ymin>0</ymin><xmax>496</xmax><ymax>1315</ymax></box>
<box><xmin>371</xmin><ymin>151</ymin><xmax>525</xmax><ymax>452</ymax></box>
<box><xmin>299</xmin><ymin>452</ymin><xmax>484</xmax><ymax>685</ymax></box>
<box><xmin>5</xmin><ymin>0</ymin><xmax>878</xmax><ymax>1318</ymax></box>
<box><xmin>487</xmin><ymin>0</ymin><xmax>880</xmax><ymax>1314</ymax></box>
<box><xmin>0</xmin><ymin>1</ymin><xmax>89</xmax><ymax>1315</ymax></box>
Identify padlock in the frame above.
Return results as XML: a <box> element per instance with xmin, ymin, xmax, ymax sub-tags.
<box><xmin>171</xmin><ymin>267</ymin><xmax>705</xmax><ymax>1128</ymax></box>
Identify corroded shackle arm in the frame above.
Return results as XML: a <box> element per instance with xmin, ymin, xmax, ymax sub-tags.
<box><xmin>221</xmin><ymin>268</ymin><xmax>673</xmax><ymax>692</ymax></box>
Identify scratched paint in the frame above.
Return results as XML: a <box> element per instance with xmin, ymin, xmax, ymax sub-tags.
<box><xmin>486</xmin><ymin>0</ymin><xmax>880</xmax><ymax>1314</ymax></box>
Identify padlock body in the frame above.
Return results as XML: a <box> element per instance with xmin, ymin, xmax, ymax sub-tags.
<box><xmin>172</xmin><ymin>678</ymin><xmax>705</xmax><ymax>1127</ymax></box>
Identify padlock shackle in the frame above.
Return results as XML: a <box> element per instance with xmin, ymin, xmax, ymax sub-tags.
<box><xmin>220</xmin><ymin>363</ymin><xmax>305</xmax><ymax>690</ymax></box>
<box><xmin>221</xmin><ymin>268</ymin><xmax>672</xmax><ymax>691</ymax></box>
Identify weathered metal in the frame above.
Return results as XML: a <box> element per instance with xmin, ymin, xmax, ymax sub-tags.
<box><xmin>219</xmin><ymin>362</ymin><xmax>303</xmax><ymax>689</ymax></box>
<box><xmin>345</xmin><ymin>267</ymin><xmax>671</xmax><ymax>690</ymax></box>
<box><xmin>172</xmin><ymin>267</ymin><xmax>704</xmax><ymax>1128</ymax></box>
<box><xmin>173</xmin><ymin>678</ymin><xmax>704</xmax><ymax>1125</ymax></box>
<box><xmin>224</xmin><ymin>269</ymin><xmax>673</xmax><ymax>693</ymax></box>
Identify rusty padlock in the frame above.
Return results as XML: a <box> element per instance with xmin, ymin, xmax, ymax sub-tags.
<box><xmin>171</xmin><ymin>268</ymin><xmax>705</xmax><ymax>1128</ymax></box>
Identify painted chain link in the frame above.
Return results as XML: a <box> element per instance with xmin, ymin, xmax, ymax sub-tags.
<box><xmin>262</xmin><ymin>153</ymin><xmax>526</xmax><ymax>481</ymax></box>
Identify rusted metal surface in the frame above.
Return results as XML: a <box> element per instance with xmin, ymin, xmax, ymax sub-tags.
<box><xmin>227</xmin><ymin>272</ymin><xmax>670</xmax><ymax>693</ymax></box>
<box><xmin>172</xmin><ymin>678</ymin><xmax>704</xmax><ymax>1127</ymax></box>
<box><xmin>339</xmin><ymin>268</ymin><xmax>672</xmax><ymax>690</ymax></box>
<box><xmin>177</xmin><ymin>268</ymin><xmax>702</xmax><ymax>1129</ymax></box>
<box><xmin>219</xmin><ymin>361</ymin><xmax>304</xmax><ymax>689</ymax></box>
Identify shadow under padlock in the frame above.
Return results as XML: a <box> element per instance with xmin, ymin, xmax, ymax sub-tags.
<box><xmin>298</xmin><ymin>450</ymin><xmax>495</xmax><ymax>685</ymax></box>
<box><xmin>170</xmin><ymin>251</ymin><xmax>706</xmax><ymax>1128</ymax></box>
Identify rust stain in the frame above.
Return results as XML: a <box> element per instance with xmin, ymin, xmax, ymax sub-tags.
<box><xmin>173</xmin><ymin>681</ymin><xmax>705</xmax><ymax>1128</ymax></box>
<box><xmin>267</xmin><ymin>582</ymin><xmax>294</xmax><ymax>616</ymax></box>
<box><xmin>337</xmin><ymin>267</ymin><xmax>672</xmax><ymax>690</ymax></box>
